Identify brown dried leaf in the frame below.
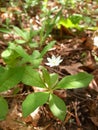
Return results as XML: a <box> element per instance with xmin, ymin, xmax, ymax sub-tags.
<box><xmin>89</xmin><ymin>69</ymin><xmax>98</xmax><ymax>92</ymax></box>
<box><xmin>60</xmin><ymin>63</ymin><xmax>83</xmax><ymax>75</ymax></box>
<box><xmin>53</xmin><ymin>89</ymin><xmax>67</xmax><ymax>99</ymax></box>
<box><xmin>90</xmin><ymin>117</ymin><xmax>98</xmax><ymax>126</ymax></box>
<box><xmin>83</xmin><ymin>51</ymin><xmax>96</xmax><ymax>70</ymax></box>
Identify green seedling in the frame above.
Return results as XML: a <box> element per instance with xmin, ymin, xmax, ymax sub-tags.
<box><xmin>22</xmin><ymin>68</ymin><xmax>93</xmax><ymax>121</ymax></box>
<box><xmin>0</xmin><ymin>26</ymin><xmax>38</xmax><ymax>47</ymax></box>
<box><xmin>1</xmin><ymin>40</ymin><xmax>55</xmax><ymax>67</ymax></box>
<box><xmin>13</xmin><ymin>26</ymin><xmax>39</xmax><ymax>47</ymax></box>
<box><xmin>57</xmin><ymin>13</ymin><xmax>98</xmax><ymax>31</ymax></box>
<box><xmin>0</xmin><ymin>39</ymin><xmax>55</xmax><ymax>91</ymax></box>
<box><xmin>39</xmin><ymin>7</ymin><xmax>62</xmax><ymax>45</ymax></box>
<box><xmin>1</xmin><ymin>42</ymin><xmax>42</xmax><ymax>67</ymax></box>
<box><xmin>57</xmin><ymin>14</ymin><xmax>83</xmax><ymax>30</ymax></box>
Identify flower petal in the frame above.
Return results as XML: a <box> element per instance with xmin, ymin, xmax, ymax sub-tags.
<box><xmin>52</xmin><ymin>55</ymin><xmax>56</xmax><ymax>60</ymax></box>
<box><xmin>47</xmin><ymin>57</ymin><xmax>52</xmax><ymax>62</ymax></box>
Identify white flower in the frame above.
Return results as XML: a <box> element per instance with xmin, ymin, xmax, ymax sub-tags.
<box><xmin>45</xmin><ymin>55</ymin><xmax>63</xmax><ymax>67</ymax></box>
<box><xmin>93</xmin><ymin>36</ymin><xmax>98</xmax><ymax>47</ymax></box>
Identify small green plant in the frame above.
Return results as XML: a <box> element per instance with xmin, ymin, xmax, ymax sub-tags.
<box><xmin>0</xmin><ymin>56</ymin><xmax>93</xmax><ymax>121</ymax></box>
<box><xmin>0</xmin><ymin>39</ymin><xmax>55</xmax><ymax>120</ymax></box>
<box><xmin>24</xmin><ymin>0</ymin><xmax>40</xmax><ymax>9</ymax></box>
<box><xmin>12</xmin><ymin>26</ymin><xmax>39</xmax><ymax>47</ymax></box>
<box><xmin>22</xmin><ymin>68</ymin><xmax>93</xmax><ymax>121</ymax></box>
<box><xmin>57</xmin><ymin>14</ymin><xmax>98</xmax><ymax>31</ymax></box>
<box><xmin>0</xmin><ymin>38</ymin><xmax>55</xmax><ymax>89</ymax></box>
<box><xmin>39</xmin><ymin>8</ymin><xmax>61</xmax><ymax>45</ymax></box>
<box><xmin>1</xmin><ymin>42</ymin><xmax>42</xmax><ymax>68</ymax></box>
<box><xmin>57</xmin><ymin>14</ymin><xmax>83</xmax><ymax>30</ymax></box>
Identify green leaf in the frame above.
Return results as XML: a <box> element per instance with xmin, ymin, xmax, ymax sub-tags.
<box><xmin>29</xmin><ymin>42</ymin><xmax>38</xmax><ymax>48</ymax></box>
<box><xmin>84</xmin><ymin>16</ymin><xmax>92</xmax><ymax>24</ymax></box>
<box><xmin>0</xmin><ymin>66</ymin><xmax>5</xmax><ymax>81</ymax></box>
<box><xmin>29</xmin><ymin>58</ymin><xmax>42</xmax><ymax>68</ymax></box>
<box><xmin>57</xmin><ymin>17</ymin><xmax>75</xmax><ymax>29</ymax></box>
<box><xmin>40</xmin><ymin>41</ymin><xmax>56</xmax><ymax>57</ymax></box>
<box><xmin>0</xmin><ymin>28</ymin><xmax>10</xmax><ymax>33</ymax></box>
<box><xmin>13</xmin><ymin>26</ymin><xmax>28</xmax><ymax>41</ymax></box>
<box><xmin>14</xmin><ymin>46</ymin><xmax>42</xmax><ymax>66</ymax></box>
<box><xmin>42</xmin><ymin>68</ymin><xmax>50</xmax><ymax>87</ymax></box>
<box><xmin>69</xmin><ymin>14</ymin><xmax>83</xmax><ymax>24</ymax></box>
<box><xmin>50</xmin><ymin>73</ymin><xmax>59</xmax><ymax>89</ymax></box>
<box><xmin>58</xmin><ymin>72</ymin><xmax>93</xmax><ymax>89</ymax></box>
<box><xmin>15</xmin><ymin>45</ymin><xmax>30</xmax><ymax>59</ymax></box>
<box><xmin>31</xmin><ymin>50</ymin><xmax>41</xmax><ymax>59</ymax></box>
<box><xmin>29</xmin><ymin>29</ymin><xmax>38</xmax><ymax>39</ymax></box>
<box><xmin>31</xmin><ymin>51</ymin><xmax>42</xmax><ymax>67</ymax></box>
<box><xmin>0</xmin><ymin>97</ymin><xmax>8</xmax><ymax>120</ymax></box>
<box><xmin>15</xmin><ymin>39</ymin><xmax>26</xmax><ymax>44</ymax></box>
<box><xmin>0</xmin><ymin>66</ymin><xmax>25</xmax><ymax>92</ymax></box>
<box><xmin>1</xmin><ymin>44</ymin><xmax>20</xmax><ymax>66</ymax></box>
<box><xmin>0</xmin><ymin>66</ymin><xmax>5</xmax><ymax>76</ymax></box>
<box><xmin>1</xmin><ymin>49</ymin><xmax>19</xmax><ymax>62</ymax></box>
<box><xmin>22</xmin><ymin>92</ymin><xmax>49</xmax><ymax>117</ymax></box>
<box><xmin>1</xmin><ymin>49</ymin><xmax>12</xmax><ymax>59</ymax></box>
<box><xmin>49</xmin><ymin>94</ymin><xmax>66</xmax><ymax>121</ymax></box>
<box><xmin>22</xmin><ymin>66</ymin><xmax>45</xmax><ymax>88</ymax></box>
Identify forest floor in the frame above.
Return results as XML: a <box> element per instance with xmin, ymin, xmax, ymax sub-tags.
<box><xmin>0</xmin><ymin>1</ymin><xmax>98</xmax><ymax>130</ymax></box>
